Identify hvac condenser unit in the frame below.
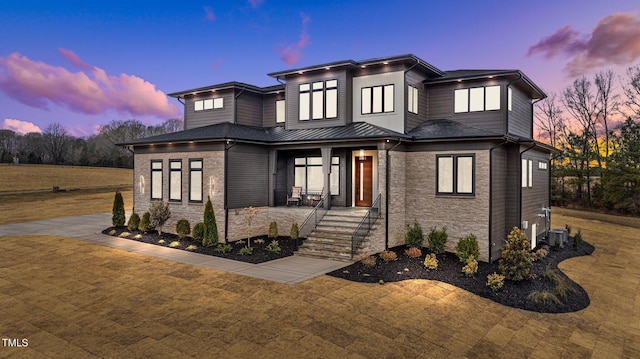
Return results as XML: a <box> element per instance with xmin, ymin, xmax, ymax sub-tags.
<box><xmin>548</xmin><ymin>229</ymin><xmax>567</xmax><ymax>248</ymax></box>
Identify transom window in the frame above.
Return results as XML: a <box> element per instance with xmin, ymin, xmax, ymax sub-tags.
<box><xmin>194</xmin><ymin>98</ymin><xmax>223</xmax><ymax>111</ymax></box>
<box><xmin>454</xmin><ymin>85</ymin><xmax>500</xmax><ymax>113</ymax></box>
<box><xmin>299</xmin><ymin>80</ymin><xmax>338</xmax><ymax>121</ymax></box>
<box><xmin>408</xmin><ymin>85</ymin><xmax>419</xmax><ymax>114</ymax></box>
<box><xmin>361</xmin><ymin>84</ymin><xmax>394</xmax><ymax>114</ymax></box>
<box><xmin>538</xmin><ymin>160</ymin><xmax>548</xmax><ymax>170</ymax></box>
<box><xmin>294</xmin><ymin>156</ymin><xmax>340</xmax><ymax>195</ymax></box>
<box><xmin>437</xmin><ymin>154</ymin><xmax>475</xmax><ymax>195</ymax></box>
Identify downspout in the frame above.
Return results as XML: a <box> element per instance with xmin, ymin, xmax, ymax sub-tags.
<box><xmin>488</xmin><ymin>139</ymin><xmax>509</xmax><ymax>263</ymax></box>
<box><xmin>385</xmin><ymin>138</ymin><xmax>403</xmax><ymax>250</ymax></box>
<box><xmin>519</xmin><ymin>142</ymin><xmax>537</xmax><ymax>230</ymax></box>
<box><xmin>224</xmin><ymin>139</ymin><xmax>237</xmax><ymax>243</ymax></box>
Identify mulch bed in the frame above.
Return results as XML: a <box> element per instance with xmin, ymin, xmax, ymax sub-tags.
<box><xmin>327</xmin><ymin>240</ymin><xmax>595</xmax><ymax>313</ymax></box>
<box><xmin>102</xmin><ymin>227</ymin><xmax>298</xmax><ymax>264</ymax></box>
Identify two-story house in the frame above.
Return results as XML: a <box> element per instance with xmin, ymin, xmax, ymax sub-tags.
<box><xmin>122</xmin><ymin>54</ymin><xmax>553</xmax><ymax>262</ymax></box>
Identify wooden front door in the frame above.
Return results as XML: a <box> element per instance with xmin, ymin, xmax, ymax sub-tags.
<box><xmin>355</xmin><ymin>156</ymin><xmax>373</xmax><ymax>207</ymax></box>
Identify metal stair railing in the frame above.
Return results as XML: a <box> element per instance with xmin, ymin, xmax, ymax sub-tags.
<box><xmin>297</xmin><ymin>192</ymin><xmax>330</xmax><ymax>249</ymax></box>
<box><xmin>351</xmin><ymin>194</ymin><xmax>382</xmax><ymax>259</ymax></box>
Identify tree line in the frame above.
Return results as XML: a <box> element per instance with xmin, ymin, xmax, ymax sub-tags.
<box><xmin>536</xmin><ymin>64</ymin><xmax>640</xmax><ymax>215</ymax></box>
<box><xmin>0</xmin><ymin>118</ymin><xmax>182</xmax><ymax>168</ymax></box>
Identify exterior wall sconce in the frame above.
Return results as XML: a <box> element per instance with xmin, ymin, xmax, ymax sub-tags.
<box><xmin>139</xmin><ymin>175</ymin><xmax>145</xmax><ymax>194</ymax></box>
<box><xmin>359</xmin><ymin>149</ymin><xmax>366</xmax><ymax>161</ymax></box>
<box><xmin>209</xmin><ymin>176</ymin><xmax>215</xmax><ymax>197</ymax></box>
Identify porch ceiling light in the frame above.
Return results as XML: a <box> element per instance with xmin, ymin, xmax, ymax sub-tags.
<box><xmin>359</xmin><ymin>149</ymin><xmax>366</xmax><ymax>161</ymax></box>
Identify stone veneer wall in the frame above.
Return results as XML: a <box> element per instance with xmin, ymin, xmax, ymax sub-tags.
<box><xmin>226</xmin><ymin>206</ymin><xmax>312</xmax><ymax>242</ymax></box>
<box><xmin>405</xmin><ymin>150</ymin><xmax>491</xmax><ymax>262</ymax></box>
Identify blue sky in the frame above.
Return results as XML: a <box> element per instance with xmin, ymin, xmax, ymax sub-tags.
<box><xmin>1</xmin><ymin>0</ymin><xmax>639</xmax><ymax>136</ymax></box>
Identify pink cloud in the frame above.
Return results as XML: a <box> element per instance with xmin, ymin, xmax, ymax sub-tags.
<box><xmin>248</xmin><ymin>0</ymin><xmax>264</xmax><ymax>8</ymax></box>
<box><xmin>211</xmin><ymin>59</ymin><xmax>223</xmax><ymax>69</ymax></box>
<box><xmin>0</xmin><ymin>51</ymin><xmax>180</xmax><ymax>118</ymax></box>
<box><xmin>204</xmin><ymin>6</ymin><xmax>216</xmax><ymax>21</ymax></box>
<box><xmin>276</xmin><ymin>13</ymin><xmax>311</xmax><ymax>66</ymax></box>
<box><xmin>58</xmin><ymin>48</ymin><xmax>93</xmax><ymax>70</ymax></box>
<box><xmin>1</xmin><ymin>118</ymin><xmax>42</xmax><ymax>134</ymax></box>
<box><xmin>528</xmin><ymin>12</ymin><xmax>640</xmax><ymax>77</ymax></box>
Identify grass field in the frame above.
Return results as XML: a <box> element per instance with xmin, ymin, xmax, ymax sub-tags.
<box><xmin>0</xmin><ymin>164</ymin><xmax>133</xmax><ymax>224</ymax></box>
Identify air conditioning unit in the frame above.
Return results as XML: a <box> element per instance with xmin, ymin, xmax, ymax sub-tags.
<box><xmin>548</xmin><ymin>229</ymin><xmax>567</xmax><ymax>248</ymax></box>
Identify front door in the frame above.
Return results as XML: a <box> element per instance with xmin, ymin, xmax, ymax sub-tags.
<box><xmin>355</xmin><ymin>156</ymin><xmax>373</xmax><ymax>207</ymax></box>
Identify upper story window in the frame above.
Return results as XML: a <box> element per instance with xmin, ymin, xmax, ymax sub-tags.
<box><xmin>299</xmin><ymin>80</ymin><xmax>338</xmax><ymax>121</ymax></box>
<box><xmin>522</xmin><ymin>159</ymin><xmax>533</xmax><ymax>188</ymax></box>
<box><xmin>508</xmin><ymin>87</ymin><xmax>513</xmax><ymax>112</ymax></box>
<box><xmin>194</xmin><ymin>98</ymin><xmax>223</xmax><ymax>111</ymax></box>
<box><xmin>437</xmin><ymin>154</ymin><xmax>475</xmax><ymax>195</ymax></box>
<box><xmin>454</xmin><ymin>85</ymin><xmax>500</xmax><ymax>113</ymax></box>
<box><xmin>361</xmin><ymin>84</ymin><xmax>394</xmax><ymax>114</ymax></box>
<box><xmin>408</xmin><ymin>85</ymin><xmax>419</xmax><ymax>114</ymax></box>
<box><xmin>276</xmin><ymin>100</ymin><xmax>285</xmax><ymax>123</ymax></box>
<box><xmin>538</xmin><ymin>160</ymin><xmax>548</xmax><ymax>170</ymax></box>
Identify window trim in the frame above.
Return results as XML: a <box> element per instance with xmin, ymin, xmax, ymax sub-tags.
<box><xmin>189</xmin><ymin>159</ymin><xmax>203</xmax><ymax>203</ymax></box>
<box><xmin>538</xmin><ymin>160</ymin><xmax>548</xmax><ymax>170</ymax></box>
<box><xmin>276</xmin><ymin>99</ymin><xmax>285</xmax><ymax>123</ymax></box>
<box><xmin>151</xmin><ymin>160</ymin><xmax>163</xmax><ymax>201</ymax></box>
<box><xmin>169</xmin><ymin>159</ymin><xmax>182</xmax><ymax>202</ymax></box>
<box><xmin>408</xmin><ymin>84</ymin><xmax>419</xmax><ymax>114</ymax></box>
<box><xmin>522</xmin><ymin>159</ymin><xmax>534</xmax><ymax>188</ymax></box>
<box><xmin>194</xmin><ymin>98</ymin><xmax>224</xmax><ymax>112</ymax></box>
<box><xmin>436</xmin><ymin>154</ymin><xmax>475</xmax><ymax>196</ymax></box>
<box><xmin>361</xmin><ymin>84</ymin><xmax>395</xmax><ymax>115</ymax></box>
<box><xmin>454</xmin><ymin>85</ymin><xmax>501</xmax><ymax>113</ymax></box>
<box><xmin>299</xmin><ymin>80</ymin><xmax>338</xmax><ymax>121</ymax></box>
<box><xmin>294</xmin><ymin>156</ymin><xmax>340</xmax><ymax>196</ymax></box>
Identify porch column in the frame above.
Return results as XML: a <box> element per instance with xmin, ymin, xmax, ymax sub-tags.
<box><xmin>321</xmin><ymin>146</ymin><xmax>332</xmax><ymax>209</ymax></box>
<box><xmin>268</xmin><ymin>149</ymin><xmax>277</xmax><ymax>207</ymax></box>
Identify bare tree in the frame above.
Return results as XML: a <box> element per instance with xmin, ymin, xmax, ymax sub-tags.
<box><xmin>622</xmin><ymin>64</ymin><xmax>640</xmax><ymax>118</ymax></box>
<box><xmin>562</xmin><ymin>77</ymin><xmax>602</xmax><ymax>169</ymax></box>
<box><xmin>594</xmin><ymin>70</ymin><xmax>619</xmax><ymax>161</ymax></box>
<box><xmin>535</xmin><ymin>93</ymin><xmax>565</xmax><ymax>149</ymax></box>
<box><xmin>161</xmin><ymin>118</ymin><xmax>183</xmax><ymax>133</ymax></box>
<box><xmin>42</xmin><ymin>123</ymin><xmax>72</xmax><ymax>164</ymax></box>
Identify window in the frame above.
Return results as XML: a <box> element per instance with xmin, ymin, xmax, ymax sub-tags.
<box><xmin>454</xmin><ymin>85</ymin><xmax>501</xmax><ymax>113</ymax></box>
<box><xmin>299</xmin><ymin>80</ymin><xmax>338</xmax><ymax>120</ymax></box>
<box><xmin>276</xmin><ymin>99</ymin><xmax>285</xmax><ymax>123</ymax></box>
<box><xmin>189</xmin><ymin>159</ymin><xmax>203</xmax><ymax>202</ymax></box>
<box><xmin>522</xmin><ymin>159</ymin><xmax>533</xmax><ymax>188</ymax></box>
<box><xmin>437</xmin><ymin>154</ymin><xmax>474</xmax><ymax>195</ymax></box>
<box><xmin>169</xmin><ymin>160</ymin><xmax>182</xmax><ymax>202</ymax></box>
<box><xmin>194</xmin><ymin>98</ymin><xmax>223</xmax><ymax>111</ymax></box>
<box><xmin>508</xmin><ymin>87</ymin><xmax>513</xmax><ymax>112</ymax></box>
<box><xmin>538</xmin><ymin>161</ymin><xmax>548</xmax><ymax>170</ymax></box>
<box><xmin>294</xmin><ymin>156</ymin><xmax>340</xmax><ymax>195</ymax></box>
<box><xmin>361</xmin><ymin>84</ymin><xmax>394</xmax><ymax>114</ymax></box>
<box><xmin>151</xmin><ymin>160</ymin><xmax>163</xmax><ymax>200</ymax></box>
<box><xmin>408</xmin><ymin>85</ymin><xmax>419</xmax><ymax>114</ymax></box>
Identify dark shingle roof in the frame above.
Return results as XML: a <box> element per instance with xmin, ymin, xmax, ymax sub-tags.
<box><xmin>407</xmin><ymin>119</ymin><xmax>501</xmax><ymax>140</ymax></box>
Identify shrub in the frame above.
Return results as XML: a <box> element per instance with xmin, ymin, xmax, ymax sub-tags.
<box><xmin>192</xmin><ymin>222</ymin><xmax>205</xmax><ymax>241</ymax></box>
<box><xmin>127</xmin><ymin>212</ymin><xmax>140</xmax><ymax>231</ymax></box>
<box><xmin>573</xmin><ymin>229</ymin><xmax>583</xmax><ymax>250</ymax></box>
<box><xmin>112</xmin><ymin>191</ymin><xmax>126</xmax><ymax>227</ymax></box>
<box><xmin>215</xmin><ymin>243</ymin><xmax>232</xmax><ymax>253</ymax></box>
<box><xmin>139</xmin><ymin>212</ymin><xmax>151</xmax><ymax>232</ymax></box>
<box><xmin>268</xmin><ymin>221</ymin><xmax>278</xmax><ymax>238</ymax></box>
<box><xmin>543</xmin><ymin>265</ymin><xmax>559</xmax><ymax>282</ymax></box>
<box><xmin>534</xmin><ymin>248</ymin><xmax>548</xmax><ymax>261</ymax></box>
<box><xmin>565</xmin><ymin>224</ymin><xmax>572</xmax><ymax>235</ymax></box>
<box><xmin>255</xmin><ymin>238</ymin><xmax>265</xmax><ymax>244</ymax></box>
<box><xmin>486</xmin><ymin>273</ymin><xmax>505</xmax><ymax>292</ymax></box>
<box><xmin>360</xmin><ymin>256</ymin><xmax>376</xmax><ymax>267</ymax></box>
<box><xmin>169</xmin><ymin>241</ymin><xmax>180</xmax><ymax>248</ymax></box>
<box><xmin>404</xmin><ymin>220</ymin><xmax>424</xmax><ymax>248</ymax></box>
<box><xmin>176</xmin><ymin>219</ymin><xmax>191</xmax><ymax>239</ymax></box>
<box><xmin>527</xmin><ymin>290</ymin><xmax>562</xmax><ymax>305</ymax></box>
<box><xmin>455</xmin><ymin>233</ymin><xmax>479</xmax><ymax>262</ymax></box>
<box><xmin>265</xmin><ymin>240</ymin><xmax>281</xmax><ymax>253</ymax></box>
<box><xmin>404</xmin><ymin>246</ymin><xmax>422</xmax><ymax>258</ymax></box>
<box><xmin>555</xmin><ymin>278</ymin><xmax>578</xmax><ymax>299</ymax></box>
<box><xmin>203</xmin><ymin>196</ymin><xmax>219</xmax><ymax>247</ymax></box>
<box><xmin>499</xmin><ymin>227</ymin><xmax>534</xmax><ymax>282</ymax></box>
<box><xmin>427</xmin><ymin>226</ymin><xmax>448</xmax><ymax>255</ymax></box>
<box><xmin>239</xmin><ymin>246</ymin><xmax>253</xmax><ymax>256</ymax></box>
<box><xmin>119</xmin><ymin>231</ymin><xmax>131</xmax><ymax>238</ymax></box>
<box><xmin>423</xmin><ymin>253</ymin><xmax>438</xmax><ymax>270</ymax></box>
<box><xmin>379</xmin><ymin>250</ymin><xmax>398</xmax><ymax>262</ymax></box>
<box><xmin>462</xmin><ymin>257</ymin><xmax>478</xmax><ymax>277</ymax></box>
<box><xmin>290</xmin><ymin>222</ymin><xmax>299</xmax><ymax>240</ymax></box>
<box><xmin>149</xmin><ymin>201</ymin><xmax>171</xmax><ymax>235</ymax></box>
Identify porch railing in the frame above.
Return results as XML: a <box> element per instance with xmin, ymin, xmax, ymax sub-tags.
<box><xmin>297</xmin><ymin>192</ymin><xmax>330</xmax><ymax>248</ymax></box>
<box><xmin>351</xmin><ymin>194</ymin><xmax>382</xmax><ymax>259</ymax></box>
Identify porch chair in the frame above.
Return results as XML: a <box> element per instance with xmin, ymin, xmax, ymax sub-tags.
<box><xmin>287</xmin><ymin>186</ymin><xmax>302</xmax><ymax>206</ymax></box>
<box><xmin>309</xmin><ymin>188</ymin><xmax>324</xmax><ymax>207</ymax></box>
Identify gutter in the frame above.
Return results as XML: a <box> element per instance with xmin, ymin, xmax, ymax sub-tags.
<box><xmin>223</xmin><ymin>139</ymin><xmax>237</xmax><ymax>243</ymax></box>
<box><xmin>488</xmin><ymin>139</ymin><xmax>509</xmax><ymax>263</ymax></box>
<box><xmin>385</xmin><ymin>138</ymin><xmax>403</xmax><ymax>250</ymax></box>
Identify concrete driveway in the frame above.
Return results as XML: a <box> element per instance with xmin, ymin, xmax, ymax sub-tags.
<box><xmin>0</xmin><ymin>213</ymin><xmax>638</xmax><ymax>358</ymax></box>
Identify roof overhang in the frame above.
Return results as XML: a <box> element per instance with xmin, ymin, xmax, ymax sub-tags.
<box><xmin>168</xmin><ymin>82</ymin><xmax>285</xmax><ymax>99</ymax></box>
<box><xmin>425</xmin><ymin>70</ymin><xmax>546</xmax><ymax>100</ymax></box>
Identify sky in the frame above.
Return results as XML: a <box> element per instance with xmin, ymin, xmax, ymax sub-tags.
<box><xmin>1</xmin><ymin>0</ymin><xmax>639</xmax><ymax>137</ymax></box>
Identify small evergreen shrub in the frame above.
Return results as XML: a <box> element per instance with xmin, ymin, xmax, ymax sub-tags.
<box><xmin>527</xmin><ymin>290</ymin><xmax>562</xmax><ymax>305</ymax></box>
<box><xmin>265</xmin><ymin>240</ymin><xmax>281</xmax><ymax>253</ymax></box>
<box><xmin>215</xmin><ymin>243</ymin><xmax>232</xmax><ymax>253</ymax></box>
<box><xmin>239</xmin><ymin>246</ymin><xmax>253</xmax><ymax>256</ymax></box>
<box><xmin>573</xmin><ymin>229</ymin><xmax>583</xmax><ymax>250</ymax></box>
<box><xmin>176</xmin><ymin>219</ymin><xmax>191</xmax><ymax>239</ymax></box>
<box><xmin>186</xmin><ymin>245</ymin><xmax>198</xmax><ymax>251</ymax></box>
<box><xmin>404</xmin><ymin>220</ymin><xmax>424</xmax><ymax>248</ymax></box>
<box><xmin>423</xmin><ymin>253</ymin><xmax>438</xmax><ymax>270</ymax></box>
<box><xmin>404</xmin><ymin>246</ymin><xmax>422</xmax><ymax>258</ymax></box>
<box><xmin>462</xmin><ymin>257</ymin><xmax>478</xmax><ymax>277</ymax></box>
<box><xmin>139</xmin><ymin>212</ymin><xmax>151</xmax><ymax>232</ymax></box>
<box><xmin>149</xmin><ymin>201</ymin><xmax>171</xmax><ymax>235</ymax></box>
<box><xmin>360</xmin><ymin>256</ymin><xmax>376</xmax><ymax>267</ymax></box>
<box><xmin>499</xmin><ymin>227</ymin><xmax>534</xmax><ymax>282</ymax></box>
<box><xmin>268</xmin><ymin>221</ymin><xmax>278</xmax><ymax>238</ymax></box>
<box><xmin>192</xmin><ymin>222</ymin><xmax>205</xmax><ymax>241</ymax></box>
<box><xmin>290</xmin><ymin>222</ymin><xmax>299</xmax><ymax>240</ymax></box>
<box><xmin>127</xmin><ymin>212</ymin><xmax>140</xmax><ymax>231</ymax></box>
<box><xmin>427</xmin><ymin>226</ymin><xmax>448</xmax><ymax>255</ymax></box>
<box><xmin>455</xmin><ymin>233</ymin><xmax>479</xmax><ymax>262</ymax></box>
<box><xmin>112</xmin><ymin>191</ymin><xmax>126</xmax><ymax>227</ymax></box>
<box><xmin>169</xmin><ymin>241</ymin><xmax>180</xmax><ymax>248</ymax></box>
<box><xmin>203</xmin><ymin>196</ymin><xmax>219</xmax><ymax>247</ymax></box>
<box><xmin>486</xmin><ymin>273</ymin><xmax>505</xmax><ymax>292</ymax></box>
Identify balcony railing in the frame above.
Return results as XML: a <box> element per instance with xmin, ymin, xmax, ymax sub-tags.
<box><xmin>351</xmin><ymin>194</ymin><xmax>382</xmax><ymax>259</ymax></box>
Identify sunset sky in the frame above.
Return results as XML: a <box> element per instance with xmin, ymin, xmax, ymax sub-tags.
<box><xmin>1</xmin><ymin>0</ymin><xmax>639</xmax><ymax>137</ymax></box>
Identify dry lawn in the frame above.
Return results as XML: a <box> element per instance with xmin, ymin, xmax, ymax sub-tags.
<box><xmin>0</xmin><ymin>164</ymin><xmax>133</xmax><ymax>225</ymax></box>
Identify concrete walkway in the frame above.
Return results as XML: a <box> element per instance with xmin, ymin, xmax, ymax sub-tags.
<box><xmin>0</xmin><ymin>213</ymin><xmax>348</xmax><ymax>284</ymax></box>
